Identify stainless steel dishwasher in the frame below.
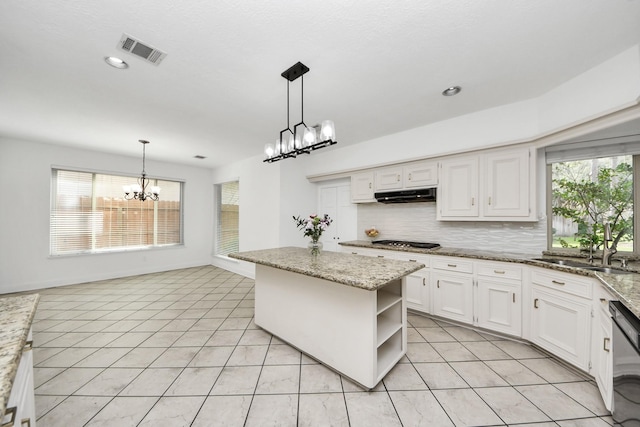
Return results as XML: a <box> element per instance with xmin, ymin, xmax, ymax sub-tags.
<box><xmin>609</xmin><ymin>300</ymin><xmax>640</xmax><ymax>426</ymax></box>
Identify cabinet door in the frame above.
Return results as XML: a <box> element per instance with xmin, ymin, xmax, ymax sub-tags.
<box><xmin>484</xmin><ymin>148</ymin><xmax>530</xmax><ymax>217</ymax></box>
<box><xmin>477</xmin><ymin>278</ymin><xmax>522</xmax><ymax>336</ymax></box>
<box><xmin>530</xmin><ymin>285</ymin><xmax>591</xmax><ymax>370</ymax></box>
<box><xmin>432</xmin><ymin>271</ymin><xmax>473</xmax><ymax>324</ymax></box>
<box><xmin>351</xmin><ymin>172</ymin><xmax>375</xmax><ymax>202</ymax></box>
<box><xmin>405</xmin><ymin>161</ymin><xmax>437</xmax><ymax>188</ymax></box>
<box><xmin>592</xmin><ymin>310</ymin><xmax>613</xmax><ymax>410</ymax></box>
<box><xmin>438</xmin><ymin>157</ymin><xmax>479</xmax><ymax>218</ymax></box>
<box><xmin>374</xmin><ymin>167</ymin><xmax>403</xmax><ymax>191</ymax></box>
<box><xmin>406</xmin><ymin>270</ymin><xmax>429</xmax><ymax>313</ymax></box>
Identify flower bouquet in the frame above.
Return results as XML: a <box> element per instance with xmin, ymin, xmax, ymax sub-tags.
<box><xmin>293</xmin><ymin>214</ymin><xmax>333</xmax><ymax>255</ymax></box>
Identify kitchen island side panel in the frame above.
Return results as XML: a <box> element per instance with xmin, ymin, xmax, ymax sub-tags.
<box><xmin>255</xmin><ymin>264</ymin><xmax>379</xmax><ymax>387</ymax></box>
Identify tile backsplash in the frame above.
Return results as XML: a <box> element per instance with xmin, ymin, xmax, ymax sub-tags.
<box><xmin>357</xmin><ymin>202</ymin><xmax>547</xmax><ymax>254</ymax></box>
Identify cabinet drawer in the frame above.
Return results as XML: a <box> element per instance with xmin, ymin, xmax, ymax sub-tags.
<box><xmin>432</xmin><ymin>257</ymin><xmax>473</xmax><ymax>274</ymax></box>
<box><xmin>476</xmin><ymin>262</ymin><xmax>522</xmax><ymax>280</ymax></box>
<box><xmin>531</xmin><ymin>268</ymin><xmax>593</xmax><ymax>299</ymax></box>
<box><xmin>595</xmin><ymin>283</ymin><xmax>616</xmax><ymax>317</ymax></box>
<box><xmin>394</xmin><ymin>253</ymin><xmax>430</xmax><ymax>267</ymax></box>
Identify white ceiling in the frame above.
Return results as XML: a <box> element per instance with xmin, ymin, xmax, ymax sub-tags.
<box><xmin>1</xmin><ymin>0</ymin><xmax>639</xmax><ymax>168</ymax></box>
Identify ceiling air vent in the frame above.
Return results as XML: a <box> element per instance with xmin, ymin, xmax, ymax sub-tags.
<box><xmin>117</xmin><ymin>33</ymin><xmax>167</xmax><ymax>66</ymax></box>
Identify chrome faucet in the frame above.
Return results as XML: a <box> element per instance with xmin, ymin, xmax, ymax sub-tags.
<box><xmin>602</xmin><ymin>223</ymin><xmax>617</xmax><ymax>266</ymax></box>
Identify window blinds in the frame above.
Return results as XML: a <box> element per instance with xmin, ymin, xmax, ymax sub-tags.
<box><xmin>545</xmin><ymin>136</ymin><xmax>640</xmax><ymax>164</ymax></box>
<box><xmin>216</xmin><ymin>181</ymin><xmax>239</xmax><ymax>256</ymax></box>
<box><xmin>51</xmin><ymin>169</ymin><xmax>183</xmax><ymax>255</ymax></box>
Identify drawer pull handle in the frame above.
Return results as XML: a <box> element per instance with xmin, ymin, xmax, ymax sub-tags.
<box><xmin>488</xmin><ymin>196</ymin><xmax>492</xmax><ymax>205</ymax></box>
<box><xmin>2</xmin><ymin>407</ymin><xmax>16</xmax><ymax>427</ymax></box>
<box><xmin>409</xmin><ymin>259</ymin><xmax>417</xmax><ymax>262</ymax></box>
<box><xmin>551</xmin><ymin>280</ymin><xmax>565</xmax><ymax>286</ymax></box>
<box><xmin>377</xmin><ymin>255</ymin><xmax>385</xmax><ymax>258</ymax></box>
<box><xmin>471</xmin><ymin>197</ymin><xmax>475</xmax><ymax>206</ymax></box>
<box><xmin>437</xmin><ymin>280</ymin><xmax>440</xmax><ymax>288</ymax></box>
<box><xmin>494</xmin><ymin>270</ymin><xmax>505</xmax><ymax>274</ymax></box>
<box><xmin>599</xmin><ymin>298</ymin><xmax>606</xmax><ymax>303</ymax></box>
<box><xmin>408</xmin><ymin>173</ymin><xmax>412</xmax><ymax>180</ymax></box>
<box><xmin>512</xmin><ymin>293</ymin><xmax>516</xmax><ymax>303</ymax></box>
<box><xmin>397</xmin><ymin>174</ymin><xmax>400</xmax><ymax>182</ymax></box>
<box><xmin>604</xmin><ymin>337</ymin><xmax>610</xmax><ymax>352</ymax></box>
<box><xmin>422</xmin><ymin>278</ymin><xmax>426</xmax><ymax>286</ymax></box>
<box><xmin>369</xmin><ymin>183</ymin><xmax>372</xmax><ymax>189</ymax></box>
<box><xmin>534</xmin><ymin>298</ymin><xmax>539</xmax><ymax>309</ymax></box>
<box><xmin>447</xmin><ymin>264</ymin><xmax>457</xmax><ymax>268</ymax></box>
<box><xmin>351</xmin><ymin>252</ymin><xmax>358</xmax><ymax>255</ymax></box>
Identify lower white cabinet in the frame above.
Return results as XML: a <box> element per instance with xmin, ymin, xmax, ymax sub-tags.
<box><xmin>592</xmin><ymin>285</ymin><xmax>614</xmax><ymax>410</ymax></box>
<box><xmin>475</xmin><ymin>262</ymin><xmax>522</xmax><ymax>336</ymax></box>
<box><xmin>406</xmin><ymin>271</ymin><xmax>429</xmax><ymax>312</ymax></box>
<box><xmin>529</xmin><ymin>276</ymin><xmax>592</xmax><ymax>371</ymax></box>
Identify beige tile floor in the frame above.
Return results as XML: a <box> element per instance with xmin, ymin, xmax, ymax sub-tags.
<box><xmin>22</xmin><ymin>265</ymin><xmax>615</xmax><ymax>426</ymax></box>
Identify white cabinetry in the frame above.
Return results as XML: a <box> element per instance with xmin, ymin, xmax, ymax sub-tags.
<box><xmin>592</xmin><ymin>284</ymin><xmax>614</xmax><ymax>410</ymax></box>
<box><xmin>431</xmin><ymin>257</ymin><xmax>474</xmax><ymax>324</ymax></box>
<box><xmin>437</xmin><ymin>157</ymin><xmax>479</xmax><ymax>218</ymax></box>
<box><xmin>476</xmin><ymin>262</ymin><xmax>522</xmax><ymax>336</ymax></box>
<box><xmin>484</xmin><ymin>148</ymin><xmax>530</xmax><ymax>217</ymax></box>
<box><xmin>529</xmin><ymin>268</ymin><xmax>593</xmax><ymax>371</ymax></box>
<box><xmin>404</xmin><ymin>161</ymin><xmax>438</xmax><ymax>188</ymax></box>
<box><xmin>375</xmin><ymin>167</ymin><xmax>403</xmax><ymax>191</ymax></box>
<box><xmin>318</xmin><ymin>183</ymin><xmax>357</xmax><ymax>252</ymax></box>
<box><xmin>437</xmin><ymin>146</ymin><xmax>535</xmax><ymax>221</ymax></box>
<box><xmin>351</xmin><ymin>171</ymin><xmax>375</xmax><ymax>202</ymax></box>
<box><xmin>2</xmin><ymin>330</ymin><xmax>35</xmax><ymax>427</ymax></box>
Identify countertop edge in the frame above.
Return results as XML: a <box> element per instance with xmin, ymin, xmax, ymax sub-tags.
<box><xmin>230</xmin><ymin>249</ymin><xmax>425</xmax><ymax>291</ymax></box>
<box><xmin>0</xmin><ymin>294</ymin><xmax>40</xmax><ymax>421</ymax></box>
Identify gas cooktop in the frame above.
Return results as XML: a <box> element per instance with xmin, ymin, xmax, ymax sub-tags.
<box><xmin>372</xmin><ymin>240</ymin><xmax>440</xmax><ymax>249</ymax></box>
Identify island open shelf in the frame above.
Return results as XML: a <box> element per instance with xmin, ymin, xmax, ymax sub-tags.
<box><xmin>229</xmin><ymin>247</ymin><xmax>424</xmax><ymax>389</ymax></box>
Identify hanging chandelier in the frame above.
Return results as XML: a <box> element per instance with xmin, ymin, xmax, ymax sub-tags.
<box><xmin>123</xmin><ymin>140</ymin><xmax>160</xmax><ymax>201</ymax></box>
<box><xmin>264</xmin><ymin>62</ymin><xmax>336</xmax><ymax>162</ymax></box>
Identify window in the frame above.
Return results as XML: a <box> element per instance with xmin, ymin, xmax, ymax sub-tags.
<box><xmin>549</xmin><ymin>154</ymin><xmax>635</xmax><ymax>253</ymax></box>
<box><xmin>216</xmin><ymin>181</ymin><xmax>239</xmax><ymax>256</ymax></box>
<box><xmin>51</xmin><ymin>169</ymin><xmax>183</xmax><ymax>255</ymax></box>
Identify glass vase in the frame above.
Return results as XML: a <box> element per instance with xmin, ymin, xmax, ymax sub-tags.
<box><xmin>308</xmin><ymin>240</ymin><xmax>323</xmax><ymax>256</ymax></box>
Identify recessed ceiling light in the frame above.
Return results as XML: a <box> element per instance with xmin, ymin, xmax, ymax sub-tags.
<box><xmin>194</xmin><ymin>155</ymin><xmax>206</xmax><ymax>159</ymax></box>
<box><xmin>442</xmin><ymin>86</ymin><xmax>461</xmax><ymax>96</ymax></box>
<box><xmin>104</xmin><ymin>56</ymin><xmax>129</xmax><ymax>69</ymax></box>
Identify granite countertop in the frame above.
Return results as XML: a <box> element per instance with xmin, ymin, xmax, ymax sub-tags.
<box><xmin>229</xmin><ymin>246</ymin><xmax>425</xmax><ymax>291</ymax></box>
<box><xmin>0</xmin><ymin>294</ymin><xmax>39</xmax><ymax>421</ymax></box>
<box><xmin>340</xmin><ymin>240</ymin><xmax>640</xmax><ymax>318</ymax></box>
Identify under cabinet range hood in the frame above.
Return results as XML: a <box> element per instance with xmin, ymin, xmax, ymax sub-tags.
<box><xmin>374</xmin><ymin>188</ymin><xmax>436</xmax><ymax>204</ymax></box>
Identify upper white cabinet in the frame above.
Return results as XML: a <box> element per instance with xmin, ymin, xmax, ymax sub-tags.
<box><xmin>374</xmin><ymin>160</ymin><xmax>438</xmax><ymax>192</ymax></box>
<box><xmin>437</xmin><ymin>146</ymin><xmax>536</xmax><ymax>221</ymax></box>
<box><xmin>351</xmin><ymin>171</ymin><xmax>375</xmax><ymax>202</ymax></box>
<box><xmin>375</xmin><ymin>167</ymin><xmax>403</xmax><ymax>191</ymax></box>
<box><xmin>437</xmin><ymin>156</ymin><xmax>479</xmax><ymax>217</ymax></box>
<box><xmin>404</xmin><ymin>161</ymin><xmax>438</xmax><ymax>188</ymax></box>
<box><xmin>484</xmin><ymin>148</ymin><xmax>531</xmax><ymax>217</ymax></box>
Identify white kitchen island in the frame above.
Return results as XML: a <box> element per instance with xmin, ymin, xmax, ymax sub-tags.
<box><xmin>229</xmin><ymin>247</ymin><xmax>425</xmax><ymax>389</ymax></box>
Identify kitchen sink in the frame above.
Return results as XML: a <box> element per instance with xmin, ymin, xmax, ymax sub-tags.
<box><xmin>532</xmin><ymin>258</ymin><xmax>633</xmax><ymax>274</ymax></box>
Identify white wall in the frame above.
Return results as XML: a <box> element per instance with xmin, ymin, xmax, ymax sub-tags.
<box><xmin>0</xmin><ymin>137</ymin><xmax>214</xmax><ymax>294</ymax></box>
<box><xmin>305</xmin><ymin>45</ymin><xmax>640</xmax><ymax>178</ymax></box>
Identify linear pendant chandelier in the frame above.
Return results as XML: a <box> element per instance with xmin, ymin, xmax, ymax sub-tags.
<box><xmin>123</xmin><ymin>139</ymin><xmax>160</xmax><ymax>201</ymax></box>
<box><xmin>264</xmin><ymin>62</ymin><xmax>336</xmax><ymax>162</ymax></box>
